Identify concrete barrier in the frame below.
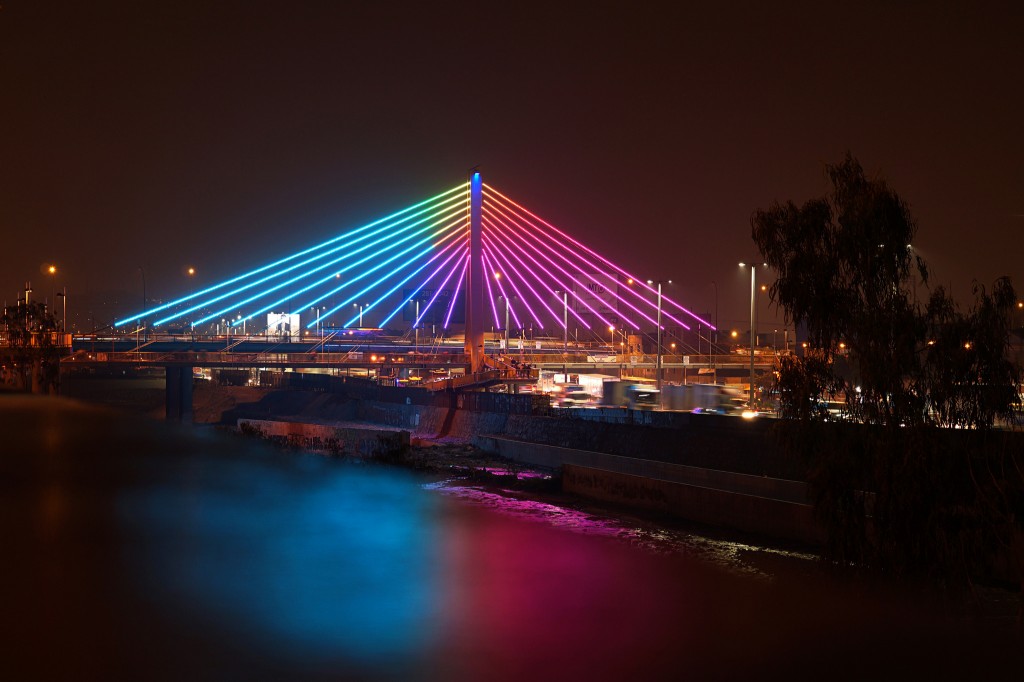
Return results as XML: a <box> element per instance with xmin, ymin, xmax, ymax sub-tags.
<box><xmin>562</xmin><ymin>464</ymin><xmax>825</xmax><ymax>546</ymax></box>
<box><xmin>237</xmin><ymin>418</ymin><xmax>409</xmax><ymax>457</ymax></box>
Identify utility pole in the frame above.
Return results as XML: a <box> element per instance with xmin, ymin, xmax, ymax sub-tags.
<box><xmin>740</xmin><ymin>261</ymin><xmax>765</xmax><ymax>409</ymax></box>
<box><xmin>647</xmin><ymin>279</ymin><xmax>670</xmax><ymax>392</ymax></box>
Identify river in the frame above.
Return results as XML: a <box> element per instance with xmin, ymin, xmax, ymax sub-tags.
<box><xmin>2</xmin><ymin>395</ymin><xmax>1018</xmax><ymax>680</ymax></box>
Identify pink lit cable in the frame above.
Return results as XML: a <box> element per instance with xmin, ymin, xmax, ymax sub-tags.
<box><xmin>480</xmin><ymin>250</ymin><xmax>502</xmax><ymax>329</ymax></box>
<box><xmin>414</xmin><ymin>249</ymin><xmax>468</xmax><ymax>327</ymax></box>
<box><xmin>482</xmin><ymin>218</ymin><xmax>589</xmax><ymax>330</ymax></box>
<box><xmin>377</xmin><ymin>237</ymin><xmax>468</xmax><ymax>328</ymax></box>
<box><xmin>483</xmin><ymin>206</ymin><xmax>620</xmax><ymax>328</ymax></box>
<box><xmin>484</xmin><ymin>199</ymin><xmax>678</xmax><ymax>330</ymax></box>
<box><xmin>443</xmin><ymin>256</ymin><xmax>470</xmax><ymax>329</ymax></box>
<box><xmin>482</xmin><ymin>241</ymin><xmax>531</xmax><ymax>328</ymax></box>
<box><xmin>479</xmin><ymin>238</ymin><xmax>544</xmax><ymax>329</ymax></box>
<box><xmin>480</xmin><ymin>226</ymin><xmax>561</xmax><ymax>329</ymax></box>
<box><xmin>482</xmin><ymin>246</ymin><xmax>522</xmax><ymax>329</ymax></box>
<box><xmin>484</xmin><ymin>184</ymin><xmax>714</xmax><ymax>329</ymax></box>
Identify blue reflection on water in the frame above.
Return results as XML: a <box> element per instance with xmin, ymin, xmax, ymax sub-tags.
<box><xmin>117</xmin><ymin>451</ymin><xmax>439</xmax><ymax>665</ymax></box>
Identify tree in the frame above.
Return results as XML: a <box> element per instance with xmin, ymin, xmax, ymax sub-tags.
<box><xmin>0</xmin><ymin>300</ymin><xmax>61</xmax><ymax>393</ymax></box>
<box><xmin>752</xmin><ymin>154</ymin><xmax>1023</xmax><ymax>587</ymax></box>
<box><xmin>752</xmin><ymin>153</ymin><xmax>928</xmax><ymax>426</ymax></box>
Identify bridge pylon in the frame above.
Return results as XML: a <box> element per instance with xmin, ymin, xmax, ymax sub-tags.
<box><xmin>464</xmin><ymin>170</ymin><xmax>485</xmax><ymax>372</ymax></box>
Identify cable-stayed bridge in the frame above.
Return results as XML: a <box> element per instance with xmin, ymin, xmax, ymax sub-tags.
<box><xmin>112</xmin><ymin>172</ymin><xmax>714</xmax><ymax>374</ymax></box>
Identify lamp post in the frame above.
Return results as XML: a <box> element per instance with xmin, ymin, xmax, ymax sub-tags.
<box><xmin>187</xmin><ymin>267</ymin><xmax>196</xmax><ymax>332</ymax></box>
<box><xmin>560</xmin><ymin>290</ymin><xmax>568</xmax><ymax>355</ymax></box>
<box><xmin>498</xmin><ymin>294</ymin><xmax>512</xmax><ymax>353</ymax></box>
<box><xmin>555</xmin><ymin>290</ymin><xmax>568</xmax><ymax>379</ymax></box>
<box><xmin>710</xmin><ymin>280</ymin><xmax>718</xmax><ymax>384</ymax></box>
<box><xmin>647</xmin><ymin>279</ymin><xmax>670</xmax><ymax>391</ymax></box>
<box><xmin>137</xmin><ymin>267</ymin><xmax>147</xmax><ymax>339</ymax></box>
<box><xmin>56</xmin><ymin>288</ymin><xmax>67</xmax><ymax>339</ymax></box>
<box><xmin>739</xmin><ymin>261</ymin><xmax>766</xmax><ymax>409</ymax></box>
<box><xmin>47</xmin><ymin>264</ymin><xmax>57</xmax><ymax>323</ymax></box>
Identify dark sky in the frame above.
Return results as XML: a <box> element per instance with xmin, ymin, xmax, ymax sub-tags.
<box><xmin>2</xmin><ymin>1</ymin><xmax>1022</xmax><ymax>332</ymax></box>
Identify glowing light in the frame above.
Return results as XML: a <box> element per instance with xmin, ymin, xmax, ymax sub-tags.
<box><xmin>484</xmin><ymin>246</ymin><xmax>522</xmax><ymax>329</ymax></box>
<box><xmin>414</xmin><ymin>251</ymin><xmax>469</xmax><ymax>328</ymax></box>
<box><xmin>481</xmin><ymin>217</ymin><xmax>594</xmax><ymax>329</ymax></box>
<box><xmin>483</xmin><ymin>223</ymin><xmax>587</xmax><ymax>329</ymax></box>
<box><xmin>376</xmin><ymin>242</ymin><xmax>468</xmax><ymax>328</ymax></box>
<box><xmin>329</xmin><ymin>224</ymin><xmax>467</xmax><ymax>327</ymax></box>
<box><xmin>484</xmin><ymin>199</ymin><xmax>660</xmax><ymax>330</ymax></box>
<box><xmin>484</xmin><ymin>183</ymin><xmax>712</xmax><ymax>329</ymax></box>
<box><xmin>486</xmin><ymin>195</ymin><xmax>685</xmax><ymax>329</ymax></box>
<box><xmin>482</xmin><ymin>251</ymin><xmax>501</xmax><ymax>328</ymax></box>
<box><xmin>483</xmin><ymin>206</ymin><xmax>611</xmax><ymax>327</ymax></box>
<box><xmin>443</xmin><ymin>258</ymin><xmax>469</xmax><ymax>329</ymax></box>
<box><xmin>481</xmin><ymin>230</ymin><xmax>555</xmax><ymax>328</ymax></box>
<box><xmin>117</xmin><ymin>182</ymin><xmax>467</xmax><ymax>327</ymax></box>
<box><xmin>48</xmin><ymin>265</ymin><xmax>57</xmax><ymax>275</ymax></box>
<box><xmin>180</xmin><ymin>201</ymin><xmax>466</xmax><ymax>328</ymax></box>
<box><xmin>481</xmin><ymin>240</ymin><xmax>537</xmax><ymax>328</ymax></box>
<box><xmin>238</xmin><ymin>212</ymin><xmax>465</xmax><ymax>328</ymax></box>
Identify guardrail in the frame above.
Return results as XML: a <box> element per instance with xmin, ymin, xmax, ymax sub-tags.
<box><xmin>62</xmin><ymin>349</ymin><xmax>473</xmax><ymax>367</ymax></box>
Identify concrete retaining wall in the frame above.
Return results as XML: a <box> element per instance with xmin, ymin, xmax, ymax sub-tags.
<box><xmin>474</xmin><ymin>436</ymin><xmax>808</xmax><ymax>502</ymax></box>
<box><xmin>237</xmin><ymin>418</ymin><xmax>409</xmax><ymax>457</ymax></box>
<box><xmin>562</xmin><ymin>464</ymin><xmax>825</xmax><ymax>546</ymax></box>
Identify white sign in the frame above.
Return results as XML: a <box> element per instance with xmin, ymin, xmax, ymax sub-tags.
<box><xmin>266</xmin><ymin>313</ymin><xmax>301</xmax><ymax>341</ymax></box>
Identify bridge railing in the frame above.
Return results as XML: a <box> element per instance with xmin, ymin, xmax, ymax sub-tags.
<box><xmin>62</xmin><ymin>349</ymin><xmax>474</xmax><ymax>366</ymax></box>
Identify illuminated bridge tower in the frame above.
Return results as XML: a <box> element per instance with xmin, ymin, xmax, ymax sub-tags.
<box><xmin>464</xmin><ymin>170</ymin><xmax>485</xmax><ymax>372</ymax></box>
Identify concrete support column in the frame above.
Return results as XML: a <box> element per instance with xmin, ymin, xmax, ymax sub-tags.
<box><xmin>165</xmin><ymin>366</ymin><xmax>193</xmax><ymax>422</ymax></box>
<box><xmin>465</xmin><ymin>170</ymin><xmax>485</xmax><ymax>372</ymax></box>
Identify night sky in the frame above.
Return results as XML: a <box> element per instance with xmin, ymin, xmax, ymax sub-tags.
<box><xmin>2</xmin><ymin>1</ymin><xmax>1022</xmax><ymax>333</ymax></box>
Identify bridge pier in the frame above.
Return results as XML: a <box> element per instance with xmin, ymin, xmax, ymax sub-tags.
<box><xmin>165</xmin><ymin>366</ymin><xmax>193</xmax><ymax>422</ymax></box>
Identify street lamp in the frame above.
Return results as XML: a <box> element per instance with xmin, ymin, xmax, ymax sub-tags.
<box><xmin>186</xmin><ymin>267</ymin><xmax>196</xmax><ymax>330</ymax></box>
<box><xmin>414</xmin><ymin>298</ymin><xmax>420</xmax><ymax>354</ymax></box>
<box><xmin>710</xmin><ymin>281</ymin><xmax>719</xmax><ymax>384</ymax></box>
<box><xmin>739</xmin><ymin>261</ymin><xmax>767</xmax><ymax>409</ymax></box>
<box><xmin>46</xmin><ymin>264</ymin><xmax>57</xmax><ymax>322</ymax></box>
<box><xmin>56</xmin><ymin>288</ymin><xmax>67</xmax><ymax>338</ymax></box>
<box><xmin>647</xmin><ymin>279</ymin><xmax>671</xmax><ymax>391</ymax></box>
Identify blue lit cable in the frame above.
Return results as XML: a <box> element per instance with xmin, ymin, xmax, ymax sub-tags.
<box><xmin>156</xmin><ymin>194</ymin><xmax>466</xmax><ymax>327</ymax></box>
<box><xmin>116</xmin><ymin>182</ymin><xmax>467</xmax><ymax>326</ymax></box>
<box><xmin>303</xmin><ymin>217</ymin><xmax>466</xmax><ymax>326</ymax></box>
<box><xmin>186</xmin><ymin>202</ymin><xmax>466</xmax><ymax>328</ymax></box>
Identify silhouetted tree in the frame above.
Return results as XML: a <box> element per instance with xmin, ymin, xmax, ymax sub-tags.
<box><xmin>1</xmin><ymin>300</ymin><xmax>61</xmax><ymax>392</ymax></box>
<box><xmin>752</xmin><ymin>153</ymin><xmax>928</xmax><ymax>426</ymax></box>
<box><xmin>752</xmin><ymin>154</ymin><xmax>1022</xmax><ymax>590</ymax></box>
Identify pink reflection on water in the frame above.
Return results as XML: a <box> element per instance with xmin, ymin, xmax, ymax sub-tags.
<box><xmin>478</xmin><ymin>467</ymin><xmax>552</xmax><ymax>480</ymax></box>
<box><xmin>424</xmin><ymin>480</ymin><xmax>816</xmax><ymax>579</ymax></box>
